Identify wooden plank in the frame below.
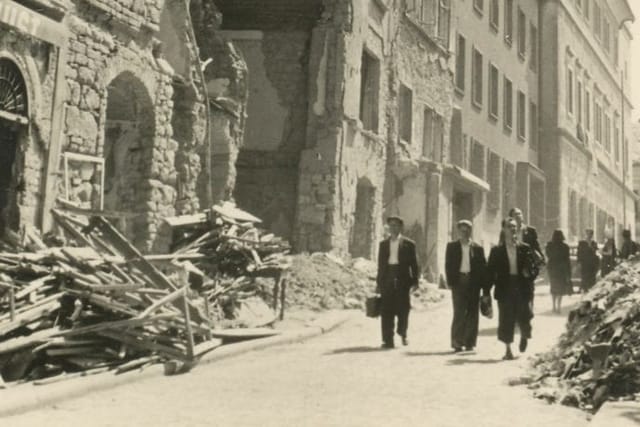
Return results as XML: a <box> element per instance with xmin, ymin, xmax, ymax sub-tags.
<box><xmin>14</xmin><ymin>275</ymin><xmax>55</xmax><ymax>300</ymax></box>
<box><xmin>54</xmin><ymin>314</ymin><xmax>175</xmax><ymax>338</ymax></box>
<box><xmin>98</xmin><ymin>330</ymin><xmax>187</xmax><ymax>360</ymax></box>
<box><xmin>0</xmin><ymin>300</ymin><xmax>61</xmax><ymax>336</ymax></box>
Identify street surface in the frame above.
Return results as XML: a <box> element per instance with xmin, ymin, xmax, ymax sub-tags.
<box><xmin>4</xmin><ymin>285</ymin><xmax>589</xmax><ymax>427</ymax></box>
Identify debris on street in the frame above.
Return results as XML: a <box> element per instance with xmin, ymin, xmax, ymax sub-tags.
<box><xmin>526</xmin><ymin>255</ymin><xmax>640</xmax><ymax>412</ymax></box>
<box><xmin>0</xmin><ymin>202</ymin><xmax>290</xmax><ymax>384</ymax></box>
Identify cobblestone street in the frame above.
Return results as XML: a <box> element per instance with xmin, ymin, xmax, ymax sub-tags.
<box><xmin>4</xmin><ymin>285</ymin><xmax>589</xmax><ymax>427</ymax></box>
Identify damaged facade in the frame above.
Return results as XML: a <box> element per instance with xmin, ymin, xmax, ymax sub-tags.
<box><xmin>0</xmin><ymin>0</ymin><xmax>246</xmax><ymax>252</ymax></box>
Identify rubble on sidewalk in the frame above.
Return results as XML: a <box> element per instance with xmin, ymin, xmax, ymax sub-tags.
<box><xmin>0</xmin><ymin>202</ymin><xmax>290</xmax><ymax>384</ymax></box>
<box><xmin>526</xmin><ymin>255</ymin><xmax>640</xmax><ymax>412</ymax></box>
<box><xmin>284</xmin><ymin>254</ymin><xmax>446</xmax><ymax>311</ymax></box>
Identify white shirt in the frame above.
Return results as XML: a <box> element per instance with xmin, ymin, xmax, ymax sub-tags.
<box><xmin>388</xmin><ymin>235</ymin><xmax>401</xmax><ymax>265</ymax></box>
<box><xmin>460</xmin><ymin>241</ymin><xmax>471</xmax><ymax>273</ymax></box>
<box><xmin>506</xmin><ymin>242</ymin><xmax>518</xmax><ymax>275</ymax></box>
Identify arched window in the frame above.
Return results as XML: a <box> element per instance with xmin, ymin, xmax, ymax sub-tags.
<box><xmin>0</xmin><ymin>59</ymin><xmax>28</xmax><ymax>120</ymax></box>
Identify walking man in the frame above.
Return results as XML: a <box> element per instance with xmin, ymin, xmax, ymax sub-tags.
<box><xmin>484</xmin><ymin>218</ymin><xmax>537</xmax><ymax>360</ymax></box>
<box><xmin>376</xmin><ymin>216</ymin><xmax>420</xmax><ymax>348</ymax></box>
<box><xmin>445</xmin><ymin>220</ymin><xmax>487</xmax><ymax>352</ymax></box>
<box><xmin>509</xmin><ymin>207</ymin><xmax>544</xmax><ymax>301</ymax></box>
<box><xmin>577</xmin><ymin>229</ymin><xmax>599</xmax><ymax>292</ymax></box>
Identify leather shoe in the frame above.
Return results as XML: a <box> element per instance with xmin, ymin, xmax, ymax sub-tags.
<box><xmin>519</xmin><ymin>337</ymin><xmax>528</xmax><ymax>353</ymax></box>
<box><xmin>502</xmin><ymin>349</ymin><xmax>515</xmax><ymax>360</ymax></box>
<box><xmin>381</xmin><ymin>343</ymin><xmax>394</xmax><ymax>349</ymax></box>
<box><xmin>465</xmin><ymin>346</ymin><xmax>475</xmax><ymax>352</ymax></box>
<box><xmin>453</xmin><ymin>347</ymin><xmax>463</xmax><ymax>353</ymax></box>
<box><xmin>402</xmin><ymin>337</ymin><xmax>409</xmax><ymax>346</ymax></box>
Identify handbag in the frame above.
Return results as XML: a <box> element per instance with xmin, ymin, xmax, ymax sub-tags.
<box><xmin>365</xmin><ymin>295</ymin><xmax>381</xmax><ymax>318</ymax></box>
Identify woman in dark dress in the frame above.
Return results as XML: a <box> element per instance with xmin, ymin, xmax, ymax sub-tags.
<box><xmin>601</xmin><ymin>237</ymin><xmax>617</xmax><ymax>277</ymax></box>
<box><xmin>545</xmin><ymin>230</ymin><xmax>571</xmax><ymax>314</ymax></box>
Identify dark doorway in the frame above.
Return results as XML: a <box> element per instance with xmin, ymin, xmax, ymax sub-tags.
<box><xmin>452</xmin><ymin>190</ymin><xmax>473</xmax><ymax>237</ymax></box>
<box><xmin>0</xmin><ymin>120</ymin><xmax>18</xmax><ymax>232</ymax></box>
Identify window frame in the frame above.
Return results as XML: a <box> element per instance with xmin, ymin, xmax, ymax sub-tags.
<box><xmin>489</xmin><ymin>0</ymin><xmax>499</xmax><ymax>32</ymax></box>
<box><xmin>517</xmin><ymin>89</ymin><xmax>526</xmax><ymax>141</ymax></box>
<box><xmin>455</xmin><ymin>33</ymin><xmax>466</xmax><ymax>94</ymax></box>
<box><xmin>359</xmin><ymin>49</ymin><xmax>381</xmax><ymax>133</ymax></box>
<box><xmin>488</xmin><ymin>62</ymin><xmax>499</xmax><ymax>120</ymax></box>
<box><xmin>503</xmin><ymin>76</ymin><xmax>513</xmax><ymax>131</ymax></box>
<box><xmin>471</xmin><ymin>46</ymin><xmax>484</xmax><ymax>109</ymax></box>
<box><xmin>529</xmin><ymin>23</ymin><xmax>538</xmax><ymax>72</ymax></box>
<box><xmin>529</xmin><ymin>100</ymin><xmax>538</xmax><ymax>151</ymax></box>
<box><xmin>398</xmin><ymin>83</ymin><xmax>414</xmax><ymax>144</ymax></box>
<box><xmin>473</xmin><ymin>0</ymin><xmax>484</xmax><ymax>16</ymax></box>
<box><xmin>517</xmin><ymin>7</ymin><xmax>526</xmax><ymax>60</ymax></box>
<box><xmin>504</xmin><ymin>0</ymin><xmax>514</xmax><ymax>46</ymax></box>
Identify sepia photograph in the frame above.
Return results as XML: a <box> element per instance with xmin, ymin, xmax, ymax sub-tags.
<box><xmin>0</xmin><ymin>0</ymin><xmax>639</xmax><ymax>425</ymax></box>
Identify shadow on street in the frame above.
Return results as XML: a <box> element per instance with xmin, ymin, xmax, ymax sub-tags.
<box><xmin>446</xmin><ymin>358</ymin><xmax>502</xmax><ymax>366</ymax></box>
<box><xmin>404</xmin><ymin>350</ymin><xmax>455</xmax><ymax>357</ymax></box>
<box><xmin>325</xmin><ymin>346</ymin><xmax>387</xmax><ymax>355</ymax></box>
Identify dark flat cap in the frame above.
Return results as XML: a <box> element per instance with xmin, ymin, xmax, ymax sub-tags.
<box><xmin>457</xmin><ymin>219</ymin><xmax>473</xmax><ymax>228</ymax></box>
<box><xmin>386</xmin><ymin>216</ymin><xmax>404</xmax><ymax>225</ymax></box>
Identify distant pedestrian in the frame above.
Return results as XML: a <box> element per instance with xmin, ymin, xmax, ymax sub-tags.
<box><xmin>375</xmin><ymin>216</ymin><xmax>420</xmax><ymax>349</ymax></box>
<box><xmin>545</xmin><ymin>230</ymin><xmax>572</xmax><ymax>314</ymax></box>
<box><xmin>445</xmin><ymin>220</ymin><xmax>487</xmax><ymax>352</ymax></box>
<box><xmin>577</xmin><ymin>229</ymin><xmax>599</xmax><ymax>292</ymax></box>
<box><xmin>484</xmin><ymin>218</ymin><xmax>538</xmax><ymax>361</ymax></box>
<box><xmin>601</xmin><ymin>237</ymin><xmax>617</xmax><ymax>277</ymax></box>
<box><xmin>509</xmin><ymin>207</ymin><xmax>544</xmax><ymax>301</ymax></box>
<box><xmin>619</xmin><ymin>229</ymin><xmax>638</xmax><ymax>260</ymax></box>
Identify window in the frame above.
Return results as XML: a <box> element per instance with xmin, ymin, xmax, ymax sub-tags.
<box><xmin>437</xmin><ymin>0</ymin><xmax>451</xmax><ymax>46</ymax></box>
<box><xmin>474</xmin><ymin>0</ymin><xmax>483</xmax><ymax>14</ymax></box>
<box><xmin>488</xmin><ymin>63</ymin><xmax>499</xmax><ymax>119</ymax></box>
<box><xmin>470</xmin><ymin>140</ymin><xmax>486</xmax><ymax>179</ymax></box>
<box><xmin>399</xmin><ymin>84</ymin><xmax>413</xmax><ymax>143</ymax></box>
<box><xmin>472</xmin><ymin>47</ymin><xmax>483</xmax><ymax>107</ymax></box>
<box><xmin>585</xmin><ymin>89</ymin><xmax>591</xmax><ymax>131</ymax></box>
<box><xmin>530</xmin><ymin>101</ymin><xmax>538</xmax><ymax>150</ymax></box>
<box><xmin>487</xmin><ymin>151</ymin><xmax>502</xmax><ymax>212</ymax></box>
<box><xmin>594</xmin><ymin>2</ymin><xmax>601</xmax><ymax>40</ymax></box>
<box><xmin>530</xmin><ymin>24</ymin><xmax>538</xmax><ymax>72</ymax></box>
<box><xmin>504</xmin><ymin>0</ymin><xmax>514</xmax><ymax>45</ymax></box>
<box><xmin>420</xmin><ymin>0</ymin><xmax>434</xmax><ymax>22</ymax></box>
<box><xmin>360</xmin><ymin>50</ymin><xmax>380</xmax><ymax>132</ymax></box>
<box><xmin>490</xmin><ymin>0</ymin><xmax>499</xmax><ymax>30</ymax></box>
<box><xmin>566</xmin><ymin>67</ymin><xmax>574</xmax><ymax>115</ymax></box>
<box><xmin>594</xmin><ymin>99</ymin><xmax>602</xmax><ymax>143</ymax></box>
<box><xmin>584</xmin><ymin>0</ymin><xmax>589</xmax><ymax>19</ymax></box>
<box><xmin>503</xmin><ymin>77</ymin><xmax>513</xmax><ymax>130</ymax></box>
<box><xmin>576</xmin><ymin>80</ymin><xmax>583</xmax><ymax>124</ymax></box>
<box><xmin>455</xmin><ymin>34</ymin><xmax>466</xmax><ymax>92</ymax></box>
<box><xmin>517</xmin><ymin>90</ymin><xmax>526</xmax><ymax>140</ymax></box>
<box><xmin>423</xmin><ymin>107</ymin><xmax>444</xmax><ymax>161</ymax></box>
<box><xmin>604</xmin><ymin>113</ymin><xmax>611</xmax><ymax>152</ymax></box>
<box><xmin>502</xmin><ymin>161</ymin><xmax>515</xmax><ymax>216</ymax></box>
<box><xmin>517</xmin><ymin>8</ymin><xmax>526</xmax><ymax>58</ymax></box>
<box><xmin>614</xmin><ymin>118</ymin><xmax>620</xmax><ymax>162</ymax></box>
<box><xmin>603</xmin><ymin>19</ymin><xmax>610</xmax><ymax>52</ymax></box>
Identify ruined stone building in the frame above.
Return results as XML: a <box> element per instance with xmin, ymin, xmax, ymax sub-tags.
<box><xmin>0</xmin><ymin>0</ymin><xmax>250</xmax><ymax>252</ymax></box>
<box><xmin>539</xmin><ymin>0</ymin><xmax>636</xmax><ymax>244</ymax></box>
<box><xmin>448</xmin><ymin>0</ymin><xmax>544</xmax><ymax>249</ymax></box>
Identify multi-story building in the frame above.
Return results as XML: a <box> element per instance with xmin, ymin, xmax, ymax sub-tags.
<box><xmin>449</xmin><ymin>0</ymin><xmax>545</xmax><ymax>249</ymax></box>
<box><xmin>539</xmin><ymin>0</ymin><xmax>635</xmax><ymax>244</ymax></box>
<box><xmin>631</xmin><ymin>121</ymin><xmax>640</xmax><ymax>236</ymax></box>
<box><xmin>214</xmin><ymin>0</ymin><xmax>455</xmax><ymax>278</ymax></box>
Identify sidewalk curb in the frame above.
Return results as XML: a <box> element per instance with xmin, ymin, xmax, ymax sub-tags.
<box><xmin>0</xmin><ymin>310</ymin><xmax>355</xmax><ymax>419</ymax></box>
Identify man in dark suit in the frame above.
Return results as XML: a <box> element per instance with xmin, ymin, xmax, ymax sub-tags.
<box><xmin>445</xmin><ymin>220</ymin><xmax>487</xmax><ymax>352</ymax></box>
<box><xmin>577</xmin><ymin>228</ymin><xmax>599</xmax><ymax>292</ymax></box>
<box><xmin>484</xmin><ymin>217</ymin><xmax>537</xmax><ymax>360</ymax></box>
<box><xmin>376</xmin><ymin>216</ymin><xmax>419</xmax><ymax>348</ymax></box>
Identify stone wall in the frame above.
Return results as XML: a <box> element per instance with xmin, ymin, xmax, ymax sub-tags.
<box><xmin>0</xmin><ymin>29</ymin><xmax>56</xmax><ymax>230</ymax></box>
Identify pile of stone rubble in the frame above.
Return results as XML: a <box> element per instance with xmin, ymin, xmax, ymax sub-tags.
<box><xmin>527</xmin><ymin>256</ymin><xmax>640</xmax><ymax>412</ymax></box>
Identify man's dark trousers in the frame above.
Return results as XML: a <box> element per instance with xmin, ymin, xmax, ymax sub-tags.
<box><xmin>451</xmin><ymin>273</ymin><xmax>480</xmax><ymax>348</ymax></box>
<box><xmin>380</xmin><ymin>265</ymin><xmax>410</xmax><ymax>346</ymax></box>
<box><xmin>497</xmin><ymin>276</ymin><xmax>532</xmax><ymax>344</ymax></box>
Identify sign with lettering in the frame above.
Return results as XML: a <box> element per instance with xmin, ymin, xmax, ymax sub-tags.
<box><xmin>0</xmin><ymin>0</ymin><xmax>66</xmax><ymax>46</ymax></box>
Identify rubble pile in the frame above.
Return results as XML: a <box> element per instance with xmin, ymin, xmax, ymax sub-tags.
<box><xmin>0</xmin><ymin>203</ymin><xmax>291</xmax><ymax>385</ymax></box>
<box><xmin>284</xmin><ymin>254</ymin><xmax>446</xmax><ymax>311</ymax></box>
<box><xmin>527</xmin><ymin>256</ymin><xmax>640</xmax><ymax>411</ymax></box>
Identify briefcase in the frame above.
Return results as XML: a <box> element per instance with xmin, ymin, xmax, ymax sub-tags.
<box><xmin>480</xmin><ymin>295</ymin><xmax>493</xmax><ymax>319</ymax></box>
<box><xmin>365</xmin><ymin>295</ymin><xmax>381</xmax><ymax>318</ymax></box>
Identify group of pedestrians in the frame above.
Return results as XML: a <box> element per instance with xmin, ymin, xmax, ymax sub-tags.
<box><xmin>374</xmin><ymin>208</ymin><xmax>639</xmax><ymax>360</ymax></box>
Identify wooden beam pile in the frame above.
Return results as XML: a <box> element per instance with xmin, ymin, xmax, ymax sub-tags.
<box><xmin>163</xmin><ymin>201</ymin><xmax>292</xmax><ymax>324</ymax></box>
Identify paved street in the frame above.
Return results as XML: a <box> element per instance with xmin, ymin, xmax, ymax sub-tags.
<box><xmin>4</xmin><ymin>285</ymin><xmax>589</xmax><ymax>427</ymax></box>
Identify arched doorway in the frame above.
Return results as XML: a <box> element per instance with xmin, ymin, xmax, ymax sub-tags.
<box><xmin>0</xmin><ymin>58</ymin><xmax>28</xmax><ymax>233</ymax></box>
<box><xmin>350</xmin><ymin>178</ymin><xmax>376</xmax><ymax>259</ymax></box>
<box><xmin>103</xmin><ymin>72</ymin><xmax>154</xmax><ymax>248</ymax></box>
